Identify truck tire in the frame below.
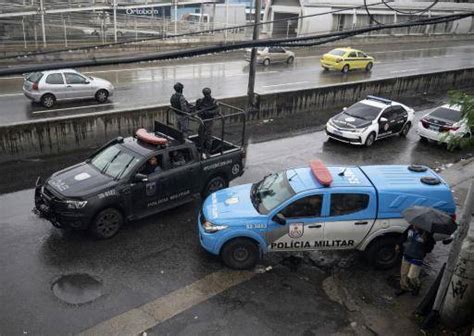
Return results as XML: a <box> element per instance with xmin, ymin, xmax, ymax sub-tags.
<box><xmin>89</xmin><ymin>208</ymin><xmax>123</xmax><ymax>239</ymax></box>
<box><xmin>221</xmin><ymin>238</ymin><xmax>259</xmax><ymax>270</ymax></box>
<box><xmin>202</xmin><ymin>176</ymin><xmax>228</xmax><ymax>198</ymax></box>
<box><xmin>365</xmin><ymin>236</ymin><xmax>400</xmax><ymax>270</ymax></box>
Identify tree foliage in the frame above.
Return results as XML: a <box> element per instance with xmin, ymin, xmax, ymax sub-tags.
<box><xmin>445</xmin><ymin>91</ymin><xmax>474</xmax><ymax>150</ymax></box>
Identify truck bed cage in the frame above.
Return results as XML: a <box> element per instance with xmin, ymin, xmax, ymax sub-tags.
<box><xmin>164</xmin><ymin>102</ymin><xmax>247</xmax><ymax>154</ymax></box>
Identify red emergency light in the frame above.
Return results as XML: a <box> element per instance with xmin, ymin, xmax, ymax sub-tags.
<box><xmin>310</xmin><ymin>160</ymin><xmax>333</xmax><ymax>187</ymax></box>
<box><xmin>136</xmin><ymin>128</ymin><xmax>168</xmax><ymax>146</ymax></box>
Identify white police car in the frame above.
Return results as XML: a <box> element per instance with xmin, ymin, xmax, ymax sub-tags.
<box><xmin>417</xmin><ymin>104</ymin><xmax>472</xmax><ymax>144</ymax></box>
<box><xmin>325</xmin><ymin>96</ymin><xmax>414</xmax><ymax>146</ymax></box>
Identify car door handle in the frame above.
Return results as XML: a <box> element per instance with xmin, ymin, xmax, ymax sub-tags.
<box><xmin>354</xmin><ymin>221</ymin><xmax>368</xmax><ymax>225</ymax></box>
<box><xmin>308</xmin><ymin>224</ymin><xmax>322</xmax><ymax>228</ymax></box>
<box><xmin>67</xmin><ymin>85</ymin><xmax>72</xmax><ymax>88</ymax></box>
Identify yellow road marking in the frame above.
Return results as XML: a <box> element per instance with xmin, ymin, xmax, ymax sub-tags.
<box><xmin>78</xmin><ymin>270</ymin><xmax>255</xmax><ymax>336</ymax></box>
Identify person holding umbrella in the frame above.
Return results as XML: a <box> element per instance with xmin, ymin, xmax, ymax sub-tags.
<box><xmin>396</xmin><ymin>206</ymin><xmax>457</xmax><ymax>296</ymax></box>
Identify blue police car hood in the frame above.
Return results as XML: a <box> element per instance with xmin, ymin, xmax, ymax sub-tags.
<box><xmin>203</xmin><ymin>184</ymin><xmax>262</xmax><ymax>224</ymax></box>
<box><xmin>46</xmin><ymin>162</ymin><xmax>115</xmax><ymax>198</ymax></box>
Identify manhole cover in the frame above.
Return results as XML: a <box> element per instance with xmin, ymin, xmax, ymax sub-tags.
<box><xmin>52</xmin><ymin>273</ymin><xmax>103</xmax><ymax>305</ymax></box>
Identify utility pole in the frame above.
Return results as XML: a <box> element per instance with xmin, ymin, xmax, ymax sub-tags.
<box><xmin>39</xmin><ymin>0</ymin><xmax>46</xmax><ymax>48</ymax></box>
<box><xmin>224</xmin><ymin>0</ymin><xmax>229</xmax><ymax>42</ymax></box>
<box><xmin>174</xmin><ymin>0</ymin><xmax>178</xmax><ymax>39</ymax></box>
<box><xmin>247</xmin><ymin>0</ymin><xmax>261</xmax><ymax>110</ymax></box>
<box><xmin>428</xmin><ymin>181</ymin><xmax>474</xmax><ymax>327</ymax></box>
<box><xmin>113</xmin><ymin>0</ymin><xmax>117</xmax><ymax>42</ymax></box>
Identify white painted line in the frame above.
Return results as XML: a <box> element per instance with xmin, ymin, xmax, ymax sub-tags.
<box><xmin>0</xmin><ymin>76</ymin><xmax>23</xmax><ymax>80</ymax></box>
<box><xmin>263</xmin><ymin>81</ymin><xmax>309</xmax><ymax>88</ymax></box>
<box><xmin>0</xmin><ymin>92</ymin><xmax>23</xmax><ymax>97</ymax></box>
<box><xmin>32</xmin><ymin>102</ymin><xmax>118</xmax><ymax>114</ymax></box>
<box><xmin>390</xmin><ymin>68</ymin><xmax>419</xmax><ymax>74</ymax></box>
<box><xmin>77</xmin><ymin>270</ymin><xmax>255</xmax><ymax>336</ymax></box>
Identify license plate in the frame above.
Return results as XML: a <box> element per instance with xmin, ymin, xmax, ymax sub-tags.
<box><xmin>429</xmin><ymin>125</ymin><xmax>439</xmax><ymax>131</ymax></box>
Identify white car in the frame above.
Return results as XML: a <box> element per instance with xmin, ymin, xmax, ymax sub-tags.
<box><xmin>23</xmin><ymin>69</ymin><xmax>114</xmax><ymax>108</ymax></box>
<box><xmin>417</xmin><ymin>104</ymin><xmax>472</xmax><ymax>144</ymax></box>
<box><xmin>325</xmin><ymin>95</ymin><xmax>414</xmax><ymax>147</ymax></box>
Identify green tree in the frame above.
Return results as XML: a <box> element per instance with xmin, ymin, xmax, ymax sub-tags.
<box><xmin>445</xmin><ymin>91</ymin><xmax>474</xmax><ymax>150</ymax></box>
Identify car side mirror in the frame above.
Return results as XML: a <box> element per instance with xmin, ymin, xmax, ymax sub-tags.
<box><xmin>273</xmin><ymin>213</ymin><xmax>286</xmax><ymax>225</ymax></box>
<box><xmin>84</xmin><ymin>81</ymin><xmax>90</xmax><ymax>84</ymax></box>
<box><xmin>134</xmin><ymin>173</ymin><xmax>148</xmax><ymax>183</ymax></box>
<box><xmin>380</xmin><ymin>117</ymin><xmax>388</xmax><ymax>123</ymax></box>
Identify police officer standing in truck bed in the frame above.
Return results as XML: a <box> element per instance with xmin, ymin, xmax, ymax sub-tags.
<box><xmin>170</xmin><ymin>82</ymin><xmax>193</xmax><ymax>135</ymax></box>
<box><xmin>196</xmin><ymin>87</ymin><xmax>218</xmax><ymax>157</ymax></box>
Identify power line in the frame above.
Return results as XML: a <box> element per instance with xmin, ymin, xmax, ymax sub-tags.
<box><xmin>0</xmin><ymin>12</ymin><xmax>471</xmax><ymax>76</ymax></box>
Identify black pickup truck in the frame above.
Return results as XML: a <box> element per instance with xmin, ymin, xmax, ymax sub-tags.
<box><xmin>34</xmin><ymin>109</ymin><xmax>246</xmax><ymax>239</ymax></box>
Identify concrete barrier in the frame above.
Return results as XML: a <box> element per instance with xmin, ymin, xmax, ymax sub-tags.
<box><xmin>1</xmin><ymin>67</ymin><xmax>473</xmax><ymax>163</ymax></box>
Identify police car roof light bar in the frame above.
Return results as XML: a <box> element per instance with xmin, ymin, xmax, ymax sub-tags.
<box><xmin>366</xmin><ymin>95</ymin><xmax>392</xmax><ymax>105</ymax></box>
<box><xmin>310</xmin><ymin>160</ymin><xmax>333</xmax><ymax>187</ymax></box>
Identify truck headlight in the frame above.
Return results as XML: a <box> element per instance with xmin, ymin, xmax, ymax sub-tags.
<box><xmin>202</xmin><ymin>221</ymin><xmax>228</xmax><ymax>233</ymax></box>
<box><xmin>65</xmin><ymin>200</ymin><xmax>88</xmax><ymax>209</ymax></box>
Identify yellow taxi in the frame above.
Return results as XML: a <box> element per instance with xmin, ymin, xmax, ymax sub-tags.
<box><xmin>320</xmin><ymin>47</ymin><xmax>374</xmax><ymax>73</ymax></box>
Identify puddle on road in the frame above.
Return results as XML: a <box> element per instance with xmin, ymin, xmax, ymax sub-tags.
<box><xmin>52</xmin><ymin>273</ymin><xmax>103</xmax><ymax>305</ymax></box>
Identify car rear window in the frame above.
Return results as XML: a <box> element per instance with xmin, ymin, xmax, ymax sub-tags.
<box><xmin>329</xmin><ymin>49</ymin><xmax>346</xmax><ymax>56</ymax></box>
<box><xmin>26</xmin><ymin>72</ymin><xmax>43</xmax><ymax>83</ymax></box>
<box><xmin>430</xmin><ymin>107</ymin><xmax>462</xmax><ymax>122</ymax></box>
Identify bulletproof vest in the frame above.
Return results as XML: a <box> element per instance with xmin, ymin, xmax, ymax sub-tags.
<box><xmin>170</xmin><ymin>93</ymin><xmax>182</xmax><ymax>111</ymax></box>
<box><xmin>197</xmin><ymin>97</ymin><xmax>217</xmax><ymax>119</ymax></box>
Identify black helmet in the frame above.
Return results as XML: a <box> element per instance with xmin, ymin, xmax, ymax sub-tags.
<box><xmin>202</xmin><ymin>87</ymin><xmax>211</xmax><ymax>96</ymax></box>
<box><xmin>174</xmin><ymin>82</ymin><xmax>184</xmax><ymax>93</ymax></box>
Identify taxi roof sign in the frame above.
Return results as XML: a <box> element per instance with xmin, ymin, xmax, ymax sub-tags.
<box><xmin>310</xmin><ymin>160</ymin><xmax>333</xmax><ymax>187</ymax></box>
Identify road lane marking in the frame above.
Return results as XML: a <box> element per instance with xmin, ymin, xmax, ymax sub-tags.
<box><xmin>263</xmin><ymin>81</ymin><xmax>309</xmax><ymax>88</ymax></box>
<box><xmin>77</xmin><ymin>270</ymin><xmax>255</xmax><ymax>336</ymax></box>
<box><xmin>32</xmin><ymin>102</ymin><xmax>118</xmax><ymax>114</ymax></box>
<box><xmin>0</xmin><ymin>92</ymin><xmax>23</xmax><ymax>97</ymax></box>
<box><xmin>390</xmin><ymin>68</ymin><xmax>419</xmax><ymax>74</ymax></box>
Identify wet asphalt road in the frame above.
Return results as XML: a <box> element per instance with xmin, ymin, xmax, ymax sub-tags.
<box><xmin>0</xmin><ymin>98</ymin><xmax>473</xmax><ymax>335</ymax></box>
<box><xmin>0</xmin><ymin>40</ymin><xmax>473</xmax><ymax>124</ymax></box>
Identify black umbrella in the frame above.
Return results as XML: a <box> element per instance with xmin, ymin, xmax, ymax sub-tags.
<box><xmin>402</xmin><ymin>206</ymin><xmax>457</xmax><ymax>235</ymax></box>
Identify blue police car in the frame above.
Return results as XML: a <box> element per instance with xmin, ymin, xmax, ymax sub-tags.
<box><xmin>198</xmin><ymin>161</ymin><xmax>456</xmax><ymax>269</ymax></box>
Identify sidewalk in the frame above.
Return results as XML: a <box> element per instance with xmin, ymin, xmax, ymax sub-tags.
<box><xmin>321</xmin><ymin>156</ymin><xmax>474</xmax><ymax>336</ymax></box>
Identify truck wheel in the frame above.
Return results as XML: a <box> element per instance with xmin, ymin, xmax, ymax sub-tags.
<box><xmin>365</xmin><ymin>236</ymin><xmax>400</xmax><ymax>270</ymax></box>
<box><xmin>89</xmin><ymin>208</ymin><xmax>123</xmax><ymax>239</ymax></box>
<box><xmin>202</xmin><ymin>176</ymin><xmax>228</xmax><ymax>198</ymax></box>
<box><xmin>221</xmin><ymin>238</ymin><xmax>259</xmax><ymax>270</ymax></box>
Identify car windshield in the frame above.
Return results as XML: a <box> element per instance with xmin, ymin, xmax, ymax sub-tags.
<box><xmin>26</xmin><ymin>72</ymin><xmax>43</xmax><ymax>83</ymax></box>
<box><xmin>344</xmin><ymin>102</ymin><xmax>382</xmax><ymax>120</ymax></box>
<box><xmin>329</xmin><ymin>49</ymin><xmax>346</xmax><ymax>56</ymax></box>
<box><xmin>430</xmin><ymin>107</ymin><xmax>462</xmax><ymax>122</ymax></box>
<box><xmin>90</xmin><ymin>144</ymin><xmax>142</xmax><ymax>179</ymax></box>
<box><xmin>250</xmin><ymin>171</ymin><xmax>295</xmax><ymax>215</ymax></box>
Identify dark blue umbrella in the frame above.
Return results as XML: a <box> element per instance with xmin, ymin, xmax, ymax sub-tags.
<box><xmin>402</xmin><ymin>206</ymin><xmax>457</xmax><ymax>235</ymax></box>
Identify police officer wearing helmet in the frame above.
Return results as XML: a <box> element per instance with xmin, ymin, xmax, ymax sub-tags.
<box><xmin>196</xmin><ymin>87</ymin><xmax>218</xmax><ymax>156</ymax></box>
<box><xmin>170</xmin><ymin>82</ymin><xmax>193</xmax><ymax>135</ymax></box>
